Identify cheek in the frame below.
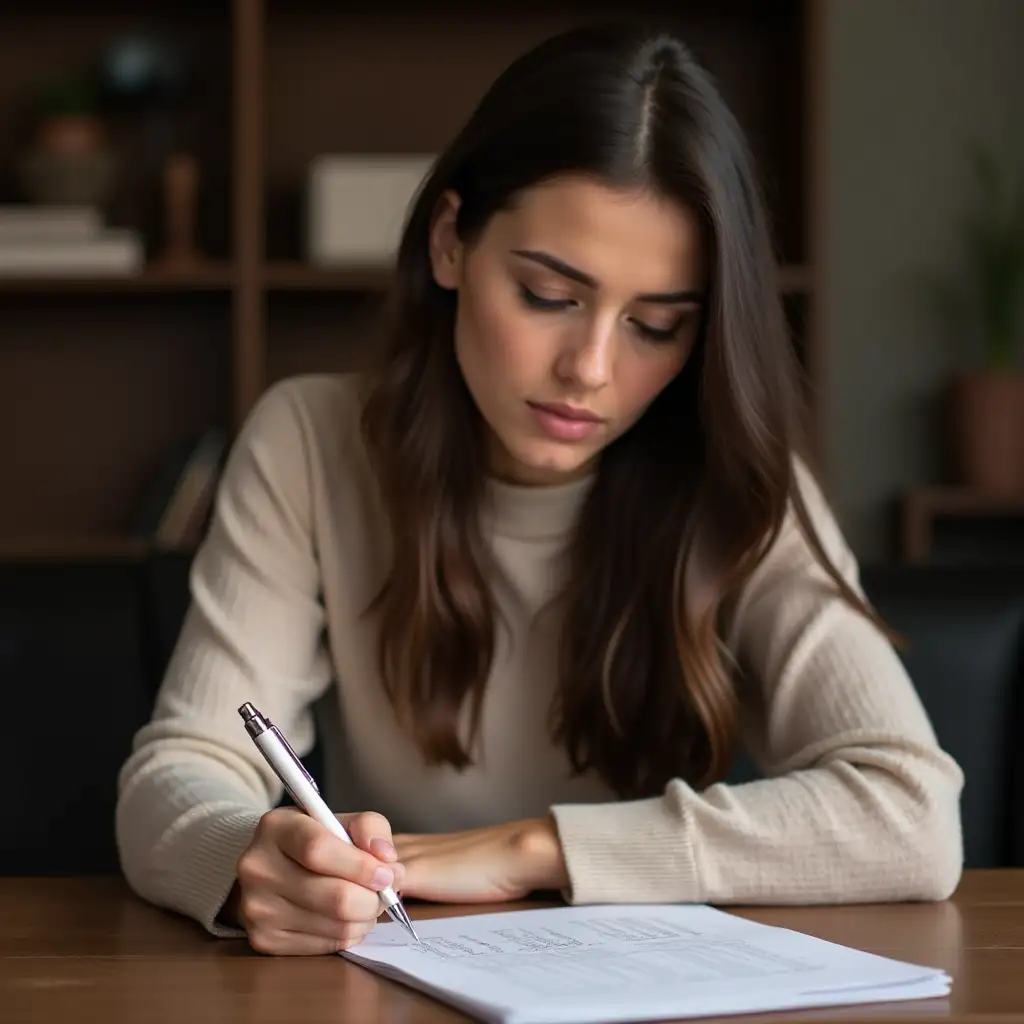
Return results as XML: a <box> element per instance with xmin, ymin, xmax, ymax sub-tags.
<box><xmin>456</xmin><ymin>283</ymin><xmax>534</xmax><ymax>381</ymax></box>
<box><xmin>618</xmin><ymin>347</ymin><xmax>690</xmax><ymax>420</ymax></box>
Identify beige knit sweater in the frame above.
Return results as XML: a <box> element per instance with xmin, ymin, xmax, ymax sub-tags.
<box><xmin>116</xmin><ymin>374</ymin><xmax>964</xmax><ymax>937</ymax></box>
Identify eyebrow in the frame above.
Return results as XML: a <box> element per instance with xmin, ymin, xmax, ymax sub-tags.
<box><xmin>510</xmin><ymin>249</ymin><xmax>705</xmax><ymax>304</ymax></box>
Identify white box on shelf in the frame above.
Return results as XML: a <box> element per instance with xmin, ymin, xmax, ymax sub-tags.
<box><xmin>306</xmin><ymin>153</ymin><xmax>436</xmax><ymax>267</ymax></box>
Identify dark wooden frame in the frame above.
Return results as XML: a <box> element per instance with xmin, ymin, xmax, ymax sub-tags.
<box><xmin>900</xmin><ymin>488</ymin><xmax>1024</xmax><ymax>564</ymax></box>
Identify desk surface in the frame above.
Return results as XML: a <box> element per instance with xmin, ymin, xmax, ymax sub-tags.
<box><xmin>2</xmin><ymin>871</ymin><xmax>1023</xmax><ymax>1023</ymax></box>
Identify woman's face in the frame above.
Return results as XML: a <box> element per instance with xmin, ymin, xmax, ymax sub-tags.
<box><xmin>429</xmin><ymin>174</ymin><xmax>706</xmax><ymax>486</ymax></box>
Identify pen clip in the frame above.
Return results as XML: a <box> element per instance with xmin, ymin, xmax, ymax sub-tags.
<box><xmin>270</xmin><ymin>725</ymin><xmax>321</xmax><ymax>794</ymax></box>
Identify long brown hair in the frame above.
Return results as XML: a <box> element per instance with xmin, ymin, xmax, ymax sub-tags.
<box><xmin>361</xmin><ymin>23</ymin><xmax>879</xmax><ymax>798</ymax></box>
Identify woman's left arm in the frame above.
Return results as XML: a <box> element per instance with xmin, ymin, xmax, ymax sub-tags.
<box><xmin>548</xmin><ymin>463</ymin><xmax>964</xmax><ymax>906</ymax></box>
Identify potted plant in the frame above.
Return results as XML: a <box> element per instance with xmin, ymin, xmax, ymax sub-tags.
<box><xmin>946</xmin><ymin>147</ymin><xmax>1024</xmax><ymax>492</ymax></box>
<box><xmin>18</xmin><ymin>74</ymin><xmax>118</xmax><ymax>208</ymax></box>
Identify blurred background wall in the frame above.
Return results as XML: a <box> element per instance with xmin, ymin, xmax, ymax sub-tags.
<box><xmin>825</xmin><ymin>0</ymin><xmax>1024</xmax><ymax>558</ymax></box>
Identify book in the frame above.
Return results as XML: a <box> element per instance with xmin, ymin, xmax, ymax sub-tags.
<box><xmin>0</xmin><ymin>204</ymin><xmax>102</xmax><ymax>240</ymax></box>
<box><xmin>152</xmin><ymin>430</ymin><xmax>226</xmax><ymax>549</ymax></box>
<box><xmin>342</xmin><ymin>904</ymin><xmax>950</xmax><ymax>1024</ymax></box>
<box><xmin>133</xmin><ymin>430</ymin><xmax>227</xmax><ymax>550</ymax></box>
<box><xmin>0</xmin><ymin>228</ymin><xmax>143</xmax><ymax>276</ymax></box>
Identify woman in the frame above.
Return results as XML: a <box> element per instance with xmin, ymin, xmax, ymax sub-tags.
<box><xmin>116</xmin><ymin>22</ymin><xmax>963</xmax><ymax>955</ymax></box>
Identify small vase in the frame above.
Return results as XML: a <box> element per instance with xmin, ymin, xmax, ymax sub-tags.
<box><xmin>154</xmin><ymin>152</ymin><xmax>204</xmax><ymax>270</ymax></box>
<box><xmin>948</xmin><ymin>371</ymin><xmax>1024</xmax><ymax>493</ymax></box>
<box><xmin>35</xmin><ymin>114</ymin><xmax>106</xmax><ymax>156</ymax></box>
<box><xmin>19</xmin><ymin>114</ymin><xmax>117</xmax><ymax>208</ymax></box>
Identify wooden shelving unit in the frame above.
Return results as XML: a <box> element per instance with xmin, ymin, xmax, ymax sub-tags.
<box><xmin>0</xmin><ymin>0</ymin><xmax>823</xmax><ymax>562</ymax></box>
<box><xmin>0</xmin><ymin>265</ymin><xmax>237</xmax><ymax>293</ymax></box>
<box><xmin>262</xmin><ymin>262</ymin><xmax>394</xmax><ymax>293</ymax></box>
<box><xmin>900</xmin><ymin>487</ymin><xmax>1024</xmax><ymax>564</ymax></box>
<box><xmin>0</xmin><ymin>535</ymin><xmax>150</xmax><ymax>563</ymax></box>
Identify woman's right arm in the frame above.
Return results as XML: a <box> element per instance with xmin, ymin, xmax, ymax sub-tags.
<box><xmin>116</xmin><ymin>379</ymin><xmax>378</xmax><ymax>942</ymax></box>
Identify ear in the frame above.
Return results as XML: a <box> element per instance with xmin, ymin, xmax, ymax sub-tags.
<box><xmin>428</xmin><ymin>189</ymin><xmax>463</xmax><ymax>291</ymax></box>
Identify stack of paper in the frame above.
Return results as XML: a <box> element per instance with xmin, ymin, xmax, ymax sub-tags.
<box><xmin>342</xmin><ymin>904</ymin><xmax>950</xmax><ymax>1023</ymax></box>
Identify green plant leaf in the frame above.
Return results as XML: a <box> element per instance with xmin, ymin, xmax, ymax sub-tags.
<box><xmin>962</xmin><ymin>145</ymin><xmax>1024</xmax><ymax>368</ymax></box>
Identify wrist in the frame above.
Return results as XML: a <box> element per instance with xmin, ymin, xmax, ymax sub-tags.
<box><xmin>515</xmin><ymin>815</ymin><xmax>570</xmax><ymax>892</ymax></box>
<box><xmin>217</xmin><ymin>880</ymin><xmax>243</xmax><ymax>929</ymax></box>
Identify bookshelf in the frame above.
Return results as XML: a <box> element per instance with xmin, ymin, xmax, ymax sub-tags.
<box><xmin>900</xmin><ymin>488</ymin><xmax>1024</xmax><ymax>565</ymax></box>
<box><xmin>0</xmin><ymin>266</ymin><xmax>235</xmax><ymax>293</ymax></box>
<box><xmin>0</xmin><ymin>0</ymin><xmax>825</xmax><ymax>562</ymax></box>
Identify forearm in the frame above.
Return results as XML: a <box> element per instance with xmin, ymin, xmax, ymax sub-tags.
<box><xmin>550</xmin><ymin>740</ymin><xmax>963</xmax><ymax>906</ymax></box>
<box><xmin>116</xmin><ymin>740</ymin><xmax>270</xmax><ymax>936</ymax></box>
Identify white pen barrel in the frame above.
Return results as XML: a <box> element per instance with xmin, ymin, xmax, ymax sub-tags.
<box><xmin>254</xmin><ymin>731</ymin><xmax>353</xmax><ymax>845</ymax></box>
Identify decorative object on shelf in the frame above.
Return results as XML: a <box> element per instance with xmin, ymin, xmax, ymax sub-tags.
<box><xmin>100</xmin><ymin>34</ymin><xmax>197</xmax><ymax>262</ymax></box>
<box><xmin>153</xmin><ymin>152</ymin><xmax>205</xmax><ymax>270</ymax></box>
<box><xmin>306</xmin><ymin>154</ymin><xmax>436</xmax><ymax>267</ymax></box>
<box><xmin>18</xmin><ymin>75</ymin><xmax>119</xmax><ymax>208</ymax></box>
<box><xmin>99</xmin><ymin>34</ymin><xmax>189</xmax><ymax>150</ymax></box>
<box><xmin>940</xmin><ymin>147</ymin><xmax>1024</xmax><ymax>493</ymax></box>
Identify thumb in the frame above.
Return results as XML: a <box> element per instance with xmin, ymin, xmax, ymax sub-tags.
<box><xmin>340</xmin><ymin>810</ymin><xmax>398</xmax><ymax>864</ymax></box>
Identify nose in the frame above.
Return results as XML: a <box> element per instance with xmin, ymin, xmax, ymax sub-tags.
<box><xmin>555</xmin><ymin>317</ymin><xmax>614</xmax><ymax>390</ymax></box>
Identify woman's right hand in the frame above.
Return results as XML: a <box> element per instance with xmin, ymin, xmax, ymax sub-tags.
<box><xmin>227</xmin><ymin>808</ymin><xmax>405</xmax><ymax>955</ymax></box>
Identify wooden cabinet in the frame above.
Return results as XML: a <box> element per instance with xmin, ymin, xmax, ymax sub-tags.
<box><xmin>0</xmin><ymin>0</ymin><xmax>823</xmax><ymax>560</ymax></box>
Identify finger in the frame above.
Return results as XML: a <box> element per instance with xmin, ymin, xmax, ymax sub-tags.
<box><xmin>287</xmin><ymin>857</ymin><xmax>405</xmax><ymax>918</ymax></box>
<box><xmin>281</xmin><ymin>870</ymin><xmax>389</xmax><ymax>923</ymax></box>
<box><xmin>248</xmin><ymin>841</ymin><xmax>390</xmax><ymax>922</ymax></box>
<box><xmin>248</xmin><ymin>926</ymin><xmax>365</xmax><ymax>957</ymax></box>
<box><xmin>240</xmin><ymin>891</ymin><xmax>377</xmax><ymax>946</ymax></box>
<box><xmin>242</xmin><ymin>826</ymin><xmax>393</xmax><ymax>924</ymax></box>
<box><xmin>275</xmin><ymin>813</ymin><xmax>395</xmax><ymax>892</ymax></box>
<box><xmin>369</xmin><ymin>837</ymin><xmax>398</xmax><ymax>862</ymax></box>
<box><xmin>342</xmin><ymin>811</ymin><xmax>396</xmax><ymax>860</ymax></box>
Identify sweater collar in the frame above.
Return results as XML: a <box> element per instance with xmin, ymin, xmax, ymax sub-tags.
<box><xmin>483</xmin><ymin>471</ymin><xmax>595</xmax><ymax>541</ymax></box>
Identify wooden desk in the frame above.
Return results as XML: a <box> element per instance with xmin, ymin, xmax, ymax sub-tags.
<box><xmin>2</xmin><ymin>871</ymin><xmax>1023</xmax><ymax>1023</ymax></box>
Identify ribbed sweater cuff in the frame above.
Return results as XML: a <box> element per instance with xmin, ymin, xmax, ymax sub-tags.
<box><xmin>549</xmin><ymin>795</ymin><xmax>701</xmax><ymax>905</ymax></box>
<box><xmin>167</xmin><ymin>809</ymin><xmax>264</xmax><ymax>937</ymax></box>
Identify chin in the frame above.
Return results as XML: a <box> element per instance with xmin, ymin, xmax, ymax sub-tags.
<box><xmin>504</xmin><ymin>439</ymin><xmax>596</xmax><ymax>485</ymax></box>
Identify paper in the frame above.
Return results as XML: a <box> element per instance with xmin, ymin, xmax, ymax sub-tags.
<box><xmin>341</xmin><ymin>904</ymin><xmax>950</xmax><ymax>1024</ymax></box>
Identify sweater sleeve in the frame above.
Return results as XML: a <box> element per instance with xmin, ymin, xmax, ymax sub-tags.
<box><xmin>550</xmin><ymin>463</ymin><xmax>964</xmax><ymax>906</ymax></box>
<box><xmin>116</xmin><ymin>380</ymin><xmax>334</xmax><ymax>935</ymax></box>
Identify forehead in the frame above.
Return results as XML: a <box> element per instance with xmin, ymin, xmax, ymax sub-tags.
<box><xmin>486</xmin><ymin>175</ymin><xmax>704</xmax><ymax>291</ymax></box>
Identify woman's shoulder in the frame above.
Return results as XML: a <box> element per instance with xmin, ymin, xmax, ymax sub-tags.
<box><xmin>239</xmin><ymin>372</ymin><xmax>370</xmax><ymax>465</ymax></box>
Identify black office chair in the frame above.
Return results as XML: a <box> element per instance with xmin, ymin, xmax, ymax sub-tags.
<box><xmin>0</xmin><ymin>560</ymin><xmax>153</xmax><ymax>874</ymax></box>
<box><xmin>860</xmin><ymin>564</ymin><xmax>1024</xmax><ymax>869</ymax></box>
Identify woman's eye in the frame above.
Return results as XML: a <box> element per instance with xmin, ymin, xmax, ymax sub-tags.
<box><xmin>518</xmin><ymin>284</ymin><xmax>573</xmax><ymax>311</ymax></box>
<box><xmin>517</xmin><ymin>283</ymin><xmax>687</xmax><ymax>343</ymax></box>
<box><xmin>630</xmin><ymin>319</ymin><xmax>682</xmax><ymax>343</ymax></box>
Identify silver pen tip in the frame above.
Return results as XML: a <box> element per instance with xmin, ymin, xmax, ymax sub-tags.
<box><xmin>388</xmin><ymin>902</ymin><xmax>421</xmax><ymax>943</ymax></box>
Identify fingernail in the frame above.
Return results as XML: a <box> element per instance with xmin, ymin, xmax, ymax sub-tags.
<box><xmin>370</xmin><ymin>838</ymin><xmax>396</xmax><ymax>860</ymax></box>
<box><xmin>371</xmin><ymin>867</ymin><xmax>394</xmax><ymax>891</ymax></box>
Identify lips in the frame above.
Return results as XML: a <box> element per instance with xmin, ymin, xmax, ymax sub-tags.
<box><xmin>527</xmin><ymin>401</ymin><xmax>605</xmax><ymax>442</ymax></box>
<box><xmin>528</xmin><ymin>402</ymin><xmax>603</xmax><ymax>423</ymax></box>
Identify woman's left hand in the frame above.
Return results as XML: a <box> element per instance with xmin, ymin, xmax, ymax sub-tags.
<box><xmin>393</xmin><ymin>817</ymin><xmax>570</xmax><ymax>904</ymax></box>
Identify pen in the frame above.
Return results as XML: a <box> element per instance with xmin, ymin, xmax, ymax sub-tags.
<box><xmin>237</xmin><ymin>701</ymin><xmax>420</xmax><ymax>943</ymax></box>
